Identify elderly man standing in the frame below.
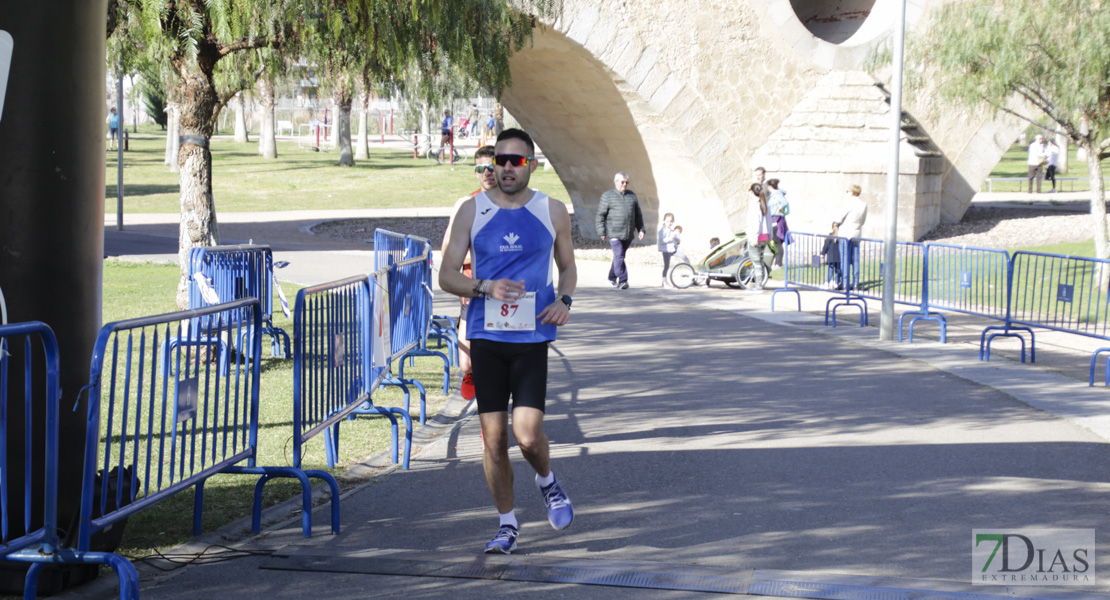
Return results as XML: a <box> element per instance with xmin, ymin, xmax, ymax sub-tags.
<box><xmin>595</xmin><ymin>172</ymin><xmax>645</xmax><ymax>289</ymax></box>
<box><xmin>1027</xmin><ymin>134</ymin><xmax>1048</xmax><ymax>194</ymax></box>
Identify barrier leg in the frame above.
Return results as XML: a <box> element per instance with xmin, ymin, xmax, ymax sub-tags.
<box><xmin>303</xmin><ymin>469</ymin><xmax>341</xmax><ymax>534</ymax></box>
<box><xmin>351</xmin><ymin>402</ymin><xmax>410</xmax><ymax>468</ymax></box>
<box><xmin>406</xmin><ymin>378</ymin><xmax>427</xmax><ymax>424</ymax></box>
<box><xmin>251</xmin><ymin>473</ymin><xmax>275</xmax><ymax>534</ymax></box>
<box><xmin>898</xmin><ymin>311</ymin><xmax>919</xmax><ymax>342</ymax></box>
<box><xmin>380</xmin><ymin>379</ymin><xmax>411</xmax><ymax>415</ymax></box>
<box><xmin>240</xmin><ymin>468</ymin><xmax>319</xmax><ymax>537</ymax></box>
<box><xmin>324</xmin><ymin>422</ymin><xmax>341</xmax><ymax>469</ymax></box>
<box><xmin>383</xmin><ymin>376</ymin><xmax>426</xmax><ymax>424</ymax></box>
<box><xmin>386</xmin><ymin>407</ymin><xmax>413</xmax><ymax>469</ymax></box>
<box><xmin>827</xmin><ymin>298</ymin><xmax>866</xmax><ymax>328</ymax></box>
<box><xmin>20</xmin><ymin>550</ymin><xmax>140</xmax><ymax>600</ymax></box>
<box><xmin>905</xmin><ymin>313</ymin><xmax>947</xmax><ymax>344</ymax></box>
<box><xmin>1087</xmin><ymin>349</ymin><xmax>1110</xmax><ymax>386</ymax></box>
<box><xmin>983</xmin><ymin>331</ymin><xmax>1026</xmax><ymax>363</ymax></box>
<box><xmin>979</xmin><ymin>326</ymin><xmax>1006</xmax><ymax>361</ymax></box>
<box><xmin>399</xmin><ymin>349</ymin><xmax>449</xmax><ymax>397</ymax></box>
<box><xmin>23</xmin><ymin>562</ymin><xmax>46</xmax><ymax>600</ymax></box>
<box><xmin>770</xmin><ymin>289</ymin><xmax>800</xmax><ymax>312</ymax></box>
<box><xmin>193</xmin><ymin>479</ymin><xmax>206</xmax><ymax>535</ymax></box>
<box><xmin>263</xmin><ymin>324</ymin><xmax>291</xmax><ymax>359</ymax></box>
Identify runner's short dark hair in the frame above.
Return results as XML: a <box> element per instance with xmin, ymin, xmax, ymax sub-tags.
<box><xmin>496</xmin><ymin>128</ymin><xmax>535</xmax><ymax>155</ymax></box>
<box><xmin>475</xmin><ymin>145</ymin><xmax>496</xmax><ymax>160</ymax></box>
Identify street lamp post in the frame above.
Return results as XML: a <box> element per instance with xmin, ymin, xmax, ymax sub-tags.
<box><xmin>880</xmin><ymin>0</ymin><xmax>909</xmax><ymax>341</ymax></box>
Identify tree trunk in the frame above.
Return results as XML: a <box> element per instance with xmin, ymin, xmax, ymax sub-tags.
<box><xmin>257</xmin><ymin>76</ymin><xmax>278</xmax><ymax>159</ymax></box>
<box><xmin>234</xmin><ymin>93</ymin><xmax>249</xmax><ymax>143</ymax></box>
<box><xmin>165</xmin><ymin>105</ymin><xmax>174</xmax><ymax>165</ymax></box>
<box><xmin>1083</xmin><ymin>139</ymin><xmax>1109</xmax><ymax>261</ymax></box>
<box><xmin>420</xmin><ymin>104</ymin><xmax>429</xmax><ymax>143</ymax></box>
<box><xmin>355</xmin><ymin>93</ymin><xmax>369</xmax><ymax>160</ymax></box>
<box><xmin>174</xmin><ymin>61</ymin><xmax>222</xmax><ymax>308</ymax></box>
<box><xmin>336</xmin><ymin>90</ymin><xmax>354</xmax><ymax>167</ymax></box>
<box><xmin>166</xmin><ymin>104</ymin><xmax>180</xmax><ymax>173</ymax></box>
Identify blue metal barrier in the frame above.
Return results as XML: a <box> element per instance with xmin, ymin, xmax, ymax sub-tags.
<box><xmin>0</xmin><ymin>321</ymin><xmax>139</xmax><ymax>600</ymax></box>
<box><xmin>847</xmin><ymin>238</ymin><xmax>927</xmax><ymax>332</ymax></box>
<box><xmin>901</xmin><ymin>244</ymin><xmax>1010</xmax><ymax>343</ymax></box>
<box><xmin>374</xmin><ymin>230</ymin><xmax>449</xmax><ymax>418</ymax></box>
<box><xmin>421</xmin><ymin>246</ymin><xmax>460</xmax><ymax>368</ymax></box>
<box><xmin>293</xmin><ymin>273</ymin><xmax>411</xmax><ymax>470</ymax></box>
<box><xmin>778</xmin><ymin>230</ymin><xmax>1110</xmax><ymax>382</ymax></box>
<box><xmin>991</xmin><ymin>251</ymin><xmax>1110</xmax><ymax>382</ymax></box>
<box><xmin>399</xmin><ymin>235</ymin><xmax>451</xmax><ymax>396</ymax></box>
<box><xmin>75</xmin><ymin>298</ymin><xmax>337</xmax><ymax>568</ymax></box>
<box><xmin>188</xmin><ymin>244</ymin><xmax>291</xmax><ymax>358</ymax></box>
<box><xmin>773</xmin><ymin>232</ymin><xmax>868</xmax><ymax>326</ymax></box>
<box><xmin>373</xmin><ymin>228</ymin><xmax>408</xmax><ymax>272</ymax></box>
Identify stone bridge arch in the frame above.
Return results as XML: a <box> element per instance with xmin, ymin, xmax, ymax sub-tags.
<box><xmin>500</xmin><ymin>0</ymin><xmax>1023</xmax><ymax>250</ymax></box>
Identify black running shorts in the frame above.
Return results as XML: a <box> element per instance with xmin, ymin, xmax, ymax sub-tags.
<box><xmin>470</xmin><ymin>339</ymin><xmax>549</xmax><ymax>414</ymax></box>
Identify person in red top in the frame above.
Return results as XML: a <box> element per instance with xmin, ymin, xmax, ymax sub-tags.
<box><xmin>442</xmin><ymin>145</ymin><xmax>497</xmax><ymax>400</ymax></box>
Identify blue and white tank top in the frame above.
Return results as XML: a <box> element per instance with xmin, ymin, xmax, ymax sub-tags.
<box><xmin>467</xmin><ymin>190</ymin><xmax>557</xmax><ymax>343</ymax></box>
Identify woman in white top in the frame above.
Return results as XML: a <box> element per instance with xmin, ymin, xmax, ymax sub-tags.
<box><xmin>746</xmin><ymin>183</ymin><xmax>773</xmax><ymax>291</ymax></box>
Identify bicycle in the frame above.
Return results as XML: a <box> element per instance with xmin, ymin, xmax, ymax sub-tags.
<box><xmin>435</xmin><ymin>145</ymin><xmax>464</xmax><ymax>165</ymax></box>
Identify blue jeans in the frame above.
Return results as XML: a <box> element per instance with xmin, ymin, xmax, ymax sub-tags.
<box><xmin>608</xmin><ymin>238</ymin><xmax>632</xmax><ymax>284</ymax></box>
<box><xmin>838</xmin><ymin>239</ymin><xmax>861</xmax><ymax>290</ymax></box>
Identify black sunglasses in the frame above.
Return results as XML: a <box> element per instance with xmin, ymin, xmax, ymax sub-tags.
<box><xmin>493</xmin><ymin>154</ymin><xmax>534</xmax><ymax>167</ymax></box>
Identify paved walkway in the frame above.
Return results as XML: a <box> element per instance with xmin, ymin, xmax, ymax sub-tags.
<box><xmin>85</xmin><ymin>206</ymin><xmax>1110</xmax><ymax>600</ymax></box>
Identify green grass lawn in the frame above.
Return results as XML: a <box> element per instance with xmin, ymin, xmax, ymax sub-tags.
<box><xmin>106</xmin><ymin>126</ymin><xmax>570</xmax><ymax>213</ymax></box>
<box><xmin>984</xmin><ymin>140</ymin><xmax>1106</xmax><ymax>193</ymax></box>
<box><xmin>102</xmin><ymin>260</ymin><xmax>449</xmax><ymax>554</ymax></box>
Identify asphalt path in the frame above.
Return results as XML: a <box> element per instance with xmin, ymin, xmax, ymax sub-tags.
<box><xmin>84</xmin><ymin>206</ymin><xmax>1110</xmax><ymax>600</ymax></box>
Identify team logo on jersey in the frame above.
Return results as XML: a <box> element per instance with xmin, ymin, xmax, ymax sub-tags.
<box><xmin>500</xmin><ymin>232</ymin><xmax>523</xmax><ymax>252</ymax></box>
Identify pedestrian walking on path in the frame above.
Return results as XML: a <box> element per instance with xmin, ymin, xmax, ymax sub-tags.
<box><xmin>439</xmin><ymin>128</ymin><xmax>578</xmax><ymax>554</ymax></box>
<box><xmin>596</xmin><ymin>172</ymin><xmax>645</xmax><ymax>289</ymax></box>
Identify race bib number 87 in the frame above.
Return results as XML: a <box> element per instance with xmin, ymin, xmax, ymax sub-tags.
<box><xmin>485</xmin><ymin>291</ymin><xmax>536</xmax><ymax>331</ymax></box>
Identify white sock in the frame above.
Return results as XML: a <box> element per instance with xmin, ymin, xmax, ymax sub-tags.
<box><xmin>536</xmin><ymin>471</ymin><xmax>555</xmax><ymax>488</ymax></box>
<box><xmin>499</xmin><ymin>510</ymin><xmax>518</xmax><ymax>529</ymax></box>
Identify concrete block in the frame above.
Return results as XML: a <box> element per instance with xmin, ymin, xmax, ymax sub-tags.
<box><xmin>703</xmin><ymin>153</ymin><xmax>733</xmax><ymax>187</ymax></box>
<box><xmin>625</xmin><ymin>46</ymin><xmax>660</xmax><ymax>90</ymax></box>
<box><xmin>696</xmin><ymin>129</ymin><xmax>732</xmax><ymax>161</ymax></box>
<box><xmin>664</xmin><ymin>84</ymin><xmax>698</xmax><ymax>118</ymax></box>
<box><xmin>612</xmin><ymin>37</ymin><xmax>645</xmax><ymax>84</ymax></box>
<box><xmin>831</xmin><ymin>113</ymin><xmax>867</xmax><ymax>128</ymax></box>
<box><xmin>585</xmin><ymin>14</ymin><xmax>619</xmax><ymax>59</ymax></box>
<box><xmin>565</xmin><ymin>3</ymin><xmax>600</xmax><ymax>47</ymax></box>
<box><xmin>638</xmin><ymin>66</ymin><xmax>666</xmax><ymax>102</ymax></box>
<box><xmin>649</xmin><ymin>74</ymin><xmax>683</xmax><ymax>114</ymax></box>
<box><xmin>675</xmin><ymin>99</ymin><xmax>708</xmax><ymax>139</ymax></box>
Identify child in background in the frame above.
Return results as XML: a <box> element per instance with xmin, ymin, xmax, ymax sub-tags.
<box><xmin>820</xmin><ymin>224</ymin><xmax>842</xmax><ymax>290</ymax></box>
<box><xmin>673</xmin><ymin>225</ymin><xmax>690</xmax><ymax>266</ymax></box>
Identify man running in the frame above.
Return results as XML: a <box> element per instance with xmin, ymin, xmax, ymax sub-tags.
<box><xmin>439</xmin><ymin>128</ymin><xmax>577</xmax><ymax>554</ymax></box>
<box><xmin>442</xmin><ymin>145</ymin><xmax>497</xmax><ymax>400</ymax></box>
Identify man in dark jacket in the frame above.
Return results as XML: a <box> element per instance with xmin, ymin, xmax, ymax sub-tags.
<box><xmin>595</xmin><ymin>172</ymin><xmax>645</xmax><ymax>289</ymax></box>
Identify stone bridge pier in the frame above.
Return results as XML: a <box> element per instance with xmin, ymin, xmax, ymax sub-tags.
<box><xmin>501</xmin><ymin>0</ymin><xmax>1022</xmax><ymax>251</ymax></box>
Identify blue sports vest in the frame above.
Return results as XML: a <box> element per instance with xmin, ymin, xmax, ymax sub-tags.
<box><xmin>467</xmin><ymin>190</ymin><xmax>557</xmax><ymax>343</ymax></box>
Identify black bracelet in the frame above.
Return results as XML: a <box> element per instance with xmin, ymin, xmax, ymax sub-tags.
<box><xmin>471</xmin><ymin>279</ymin><xmax>484</xmax><ymax>296</ymax></box>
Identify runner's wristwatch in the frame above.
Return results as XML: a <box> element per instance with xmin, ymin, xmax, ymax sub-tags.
<box><xmin>560</xmin><ymin>295</ymin><xmax>573</xmax><ymax>310</ymax></box>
